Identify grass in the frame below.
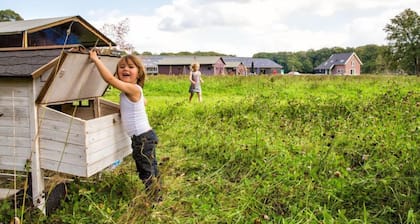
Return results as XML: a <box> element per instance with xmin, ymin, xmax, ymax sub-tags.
<box><xmin>1</xmin><ymin>74</ymin><xmax>419</xmax><ymax>223</ymax></box>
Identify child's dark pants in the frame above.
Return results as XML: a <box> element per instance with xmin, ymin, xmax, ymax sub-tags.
<box><xmin>131</xmin><ymin>129</ymin><xmax>160</xmax><ymax>192</ymax></box>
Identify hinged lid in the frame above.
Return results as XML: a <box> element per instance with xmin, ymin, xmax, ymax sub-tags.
<box><xmin>35</xmin><ymin>52</ymin><xmax>119</xmax><ymax>104</ymax></box>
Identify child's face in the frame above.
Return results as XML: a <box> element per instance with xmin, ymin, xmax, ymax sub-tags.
<box><xmin>117</xmin><ymin>59</ymin><xmax>139</xmax><ymax>84</ymax></box>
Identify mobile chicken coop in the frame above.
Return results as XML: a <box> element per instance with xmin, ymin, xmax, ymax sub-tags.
<box><xmin>0</xmin><ymin>16</ymin><xmax>131</xmax><ymax>213</ymax></box>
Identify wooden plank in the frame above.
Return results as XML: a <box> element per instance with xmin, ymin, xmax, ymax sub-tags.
<box><xmin>0</xmin><ymin>136</ymin><xmax>31</xmax><ymax>148</ymax></box>
<box><xmin>37</xmin><ymin>53</ymin><xmax>117</xmax><ymax>104</ymax></box>
<box><xmin>40</xmin><ymin>158</ymin><xmax>87</xmax><ymax>177</ymax></box>
<box><xmin>38</xmin><ymin>106</ymin><xmax>84</xmax><ymax>124</ymax></box>
<box><xmin>86</xmin><ymin>135</ymin><xmax>131</xmax><ymax>164</ymax></box>
<box><xmin>0</xmin><ymin>119</ymin><xmax>29</xmax><ymax>128</ymax></box>
<box><xmin>0</xmin><ymin>106</ymin><xmax>30</xmax><ymax>119</ymax></box>
<box><xmin>0</xmin><ymin>126</ymin><xmax>30</xmax><ymax>138</ymax></box>
<box><xmin>39</xmin><ymin>138</ymin><xmax>86</xmax><ymax>161</ymax></box>
<box><xmin>0</xmin><ymin>189</ymin><xmax>20</xmax><ymax>200</ymax></box>
<box><xmin>85</xmin><ymin>113</ymin><xmax>122</xmax><ymax>133</ymax></box>
<box><xmin>0</xmin><ymin>146</ymin><xmax>30</xmax><ymax>157</ymax></box>
<box><xmin>0</xmin><ymin>86</ymin><xmax>30</xmax><ymax>97</ymax></box>
<box><xmin>85</xmin><ymin>117</ymin><xmax>125</xmax><ymax>144</ymax></box>
<box><xmin>86</xmin><ymin>145</ymin><xmax>132</xmax><ymax>177</ymax></box>
<box><xmin>0</xmin><ymin>156</ymin><xmax>27</xmax><ymax>171</ymax></box>
<box><xmin>39</xmin><ymin>128</ymin><xmax>85</xmax><ymax>146</ymax></box>
<box><xmin>86</xmin><ymin>127</ymin><xmax>128</xmax><ymax>155</ymax></box>
<box><xmin>0</xmin><ymin>97</ymin><xmax>30</xmax><ymax>107</ymax></box>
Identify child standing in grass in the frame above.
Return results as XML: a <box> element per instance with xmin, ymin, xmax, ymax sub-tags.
<box><xmin>189</xmin><ymin>62</ymin><xmax>204</xmax><ymax>102</ymax></box>
<box><xmin>89</xmin><ymin>50</ymin><xmax>161</xmax><ymax>201</ymax></box>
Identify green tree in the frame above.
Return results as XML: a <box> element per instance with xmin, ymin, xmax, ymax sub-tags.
<box><xmin>0</xmin><ymin>9</ymin><xmax>23</xmax><ymax>22</ymax></box>
<box><xmin>384</xmin><ymin>8</ymin><xmax>420</xmax><ymax>75</ymax></box>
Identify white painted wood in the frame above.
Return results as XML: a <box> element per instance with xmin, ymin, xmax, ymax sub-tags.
<box><xmin>0</xmin><ymin>126</ymin><xmax>30</xmax><ymax>137</ymax></box>
<box><xmin>31</xmin><ymin>80</ymin><xmax>46</xmax><ymax>213</ymax></box>
<box><xmin>37</xmin><ymin>53</ymin><xmax>118</xmax><ymax>104</ymax></box>
<box><xmin>0</xmin><ymin>79</ymin><xmax>32</xmax><ymax>170</ymax></box>
<box><xmin>0</xmin><ymin>146</ymin><xmax>30</xmax><ymax>157</ymax></box>
<box><xmin>0</xmin><ymin>156</ymin><xmax>28</xmax><ymax>171</ymax></box>
<box><xmin>87</xmin><ymin>145</ymin><xmax>131</xmax><ymax>177</ymax></box>
<box><xmin>0</xmin><ymin>188</ymin><xmax>20</xmax><ymax>200</ymax></box>
<box><xmin>38</xmin><ymin>103</ymin><xmax>131</xmax><ymax>177</ymax></box>
<box><xmin>86</xmin><ymin>133</ymin><xmax>131</xmax><ymax>164</ymax></box>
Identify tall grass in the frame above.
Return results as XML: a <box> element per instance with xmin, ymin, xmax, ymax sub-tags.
<box><xmin>2</xmin><ymin>75</ymin><xmax>419</xmax><ymax>223</ymax></box>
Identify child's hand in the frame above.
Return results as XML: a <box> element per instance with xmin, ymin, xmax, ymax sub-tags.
<box><xmin>89</xmin><ymin>49</ymin><xmax>100</xmax><ymax>62</ymax></box>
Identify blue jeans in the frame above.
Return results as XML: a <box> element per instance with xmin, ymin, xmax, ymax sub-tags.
<box><xmin>131</xmin><ymin>129</ymin><xmax>159</xmax><ymax>190</ymax></box>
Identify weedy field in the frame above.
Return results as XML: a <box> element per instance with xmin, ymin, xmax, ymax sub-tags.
<box><xmin>1</xmin><ymin>74</ymin><xmax>419</xmax><ymax>223</ymax></box>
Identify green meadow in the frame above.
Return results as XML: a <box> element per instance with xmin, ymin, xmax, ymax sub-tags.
<box><xmin>3</xmin><ymin>75</ymin><xmax>420</xmax><ymax>223</ymax></box>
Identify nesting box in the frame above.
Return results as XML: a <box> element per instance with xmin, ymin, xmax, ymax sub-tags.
<box><xmin>1</xmin><ymin>51</ymin><xmax>131</xmax><ymax>177</ymax></box>
<box><xmin>35</xmin><ymin>52</ymin><xmax>132</xmax><ymax>177</ymax></box>
<box><xmin>0</xmin><ymin>15</ymin><xmax>130</xmax><ymax>212</ymax></box>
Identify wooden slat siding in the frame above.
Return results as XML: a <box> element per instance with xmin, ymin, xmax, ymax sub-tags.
<box><xmin>85</xmin><ymin>131</ymin><xmax>130</xmax><ymax>164</ymax></box>
<box><xmin>84</xmin><ymin>113</ymin><xmax>122</xmax><ymax>134</ymax></box>
<box><xmin>85</xmin><ymin>118</ymin><xmax>126</xmax><ymax>146</ymax></box>
<box><xmin>0</xmin><ymin>146</ymin><xmax>30</xmax><ymax>157</ymax></box>
<box><xmin>39</xmin><ymin>140</ymin><xmax>85</xmax><ymax>165</ymax></box>
<box><xmin>0</xmin><ymin>126</ymin><xmax>30</xmax><ymax>138</ymax></box>
<box><xmin>41</xmin><ymin>133</ymin><xmax>131</xmax><ymax>174</ymax></box>
<box><xmin>39</xmin><ymin>128</ymin><xmax>85</xmax><ymax>145</ymax></box>
<box><xmin>0</xmin><ymin>136</ymin><xmax>31</xmax><ymax>148</ymax></box>
<box><xmin>0</xmin><ymin>95</ymin><xmax>30</xmax><ymax>107</ymax></box>
<box><xmin>40</xmin><ymin>158</ymin><xmax>87</xmax><ymax>177</ymax></box>
<box><xmin>37</xmin><ymin>53</ymin><xmax>113</xmax><ymax>104</ymax></box>
<box><xmin>0</xmin><ymin>156</ymin><xmax>28</xmax><ymax>171</ymax></box>
<box><xmin>86</xmin><ymin>145</ymin><xmax>131</xmax><ymax>177</ymax></box>
<box><xmin>0</xmin><ymin>79</ymin><xmax>32</xmax><ymax>171</ymax></box>
<box><xmin>0</xmin><ymin>189</ymin><xmax>20</xmax><ymax>200</ymax></box>
<box><xmin>39</xmin><ymin>138</ymin><xmax>85</xmax><ymax>157</ymax></box>
<box><xmin>38</xmin><ymin>106</ymin><xmax>85</xmax><ymax>133</ymax></box>
<box><xmin>0</xmin><ymin>119</ymin><xmax>28</xmax><ymax>128</ymax></box>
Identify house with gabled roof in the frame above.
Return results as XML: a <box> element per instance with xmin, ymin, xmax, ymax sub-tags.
<box><xmin>314</xmin><ymin>52</ymin><xmax>363</xmax><ymax>75</ymax></box>
<box><xmin>159</xmin><ymin>56</ymin><xmax>225</xmax><ymax>75</ymax></box>
<box><xmin>0</xmin><ymin>16</ymin><xmax>132</xmax><ymax>214</ymax></box>
<box><xmin>223</xmin><ymin>57</ymin><xmax>283</xmax><ymax>75</ymax></box>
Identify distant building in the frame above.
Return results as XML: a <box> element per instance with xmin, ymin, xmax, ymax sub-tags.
<box><xmin>141</xmin><ymin>55</ymin><xmax>283</xmax><ymax>75</ymax></box>
<box><xmin>223</xmin><ymin>57</ymin><xmax>283</xmax><ymax>75</ymax></box>
<box><xmin>314</xmin><ymin>52</ymin><xmax>363</xmax><ymax>75</ymax></box>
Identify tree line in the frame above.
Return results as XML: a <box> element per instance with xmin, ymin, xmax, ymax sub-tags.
<box><xmin>253</xmin><ymin>44</ymin><xmax>389</xmax><ymax>74</ymax></box>
<box><xmin>1</xmin><ymin>8</ymin><xmax>418</xmax><ymax>75</ymax></box>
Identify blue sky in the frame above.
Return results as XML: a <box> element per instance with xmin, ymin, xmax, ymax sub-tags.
<box><xmin>2</xmin><ymin>0</ymin><xmax>419</xmax><ymax>56</ymax></box>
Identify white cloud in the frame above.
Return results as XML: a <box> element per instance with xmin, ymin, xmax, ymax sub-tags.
<box><xmin>87</xmin><ymin>0</ymin><xmax>420</xmax><ymax>56</ymax></box>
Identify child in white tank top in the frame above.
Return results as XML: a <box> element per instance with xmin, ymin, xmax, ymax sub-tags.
<box><xmin>90</xmin><ymin>50</ymin><xmax>161</xmax><ymax>202</ymax></box>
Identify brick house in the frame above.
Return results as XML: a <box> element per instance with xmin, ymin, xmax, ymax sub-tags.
<box><xmin>314</xmin><ymin>52</ymin><xmax>363</xmax><ymax>75</ymax></box>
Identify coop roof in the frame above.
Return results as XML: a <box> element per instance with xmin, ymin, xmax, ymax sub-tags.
<box><xmin>0</xmin><ymin>48</ymin><xmax>62</xmax><ymax>77</ymax></box>
<box><xmin>0</xmin><ymin>15</ymin><xmax>115</xmax><ymax>49</ymax></box>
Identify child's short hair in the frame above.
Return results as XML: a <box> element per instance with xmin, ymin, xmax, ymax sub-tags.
<box><xmin>191</xmin><ymin>63</ymin><xmax>200</xmax><ymax>70</ymax></box>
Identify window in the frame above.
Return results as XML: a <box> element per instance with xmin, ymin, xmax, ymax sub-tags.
<box><xmin>0</xmin><ymin>34</ymin><xmax>22</xmax><ymax>48</ymax></box>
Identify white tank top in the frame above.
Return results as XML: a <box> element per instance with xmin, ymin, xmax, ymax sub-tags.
<box><xmin>119</xmin><ymin>85</ymin><xmax>152</xmax><ymax>136</ymax></box>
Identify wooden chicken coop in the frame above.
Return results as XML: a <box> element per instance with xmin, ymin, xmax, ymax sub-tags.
<box><xmin>0</xmin><ymin>16</ymin><xmax>131</xmax><ymax>213</ymax></box>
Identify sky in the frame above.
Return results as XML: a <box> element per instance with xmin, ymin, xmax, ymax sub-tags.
<box><xmin>2</xmin><ymin>0</ymin><xmax>419</xmax><ymax>57</ymax></box>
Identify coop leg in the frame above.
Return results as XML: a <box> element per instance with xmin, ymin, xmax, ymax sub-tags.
<box><xmin>31</xmin><ymin>151</ymin><xmax>46</xmax><ymax>214</ymax></box>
